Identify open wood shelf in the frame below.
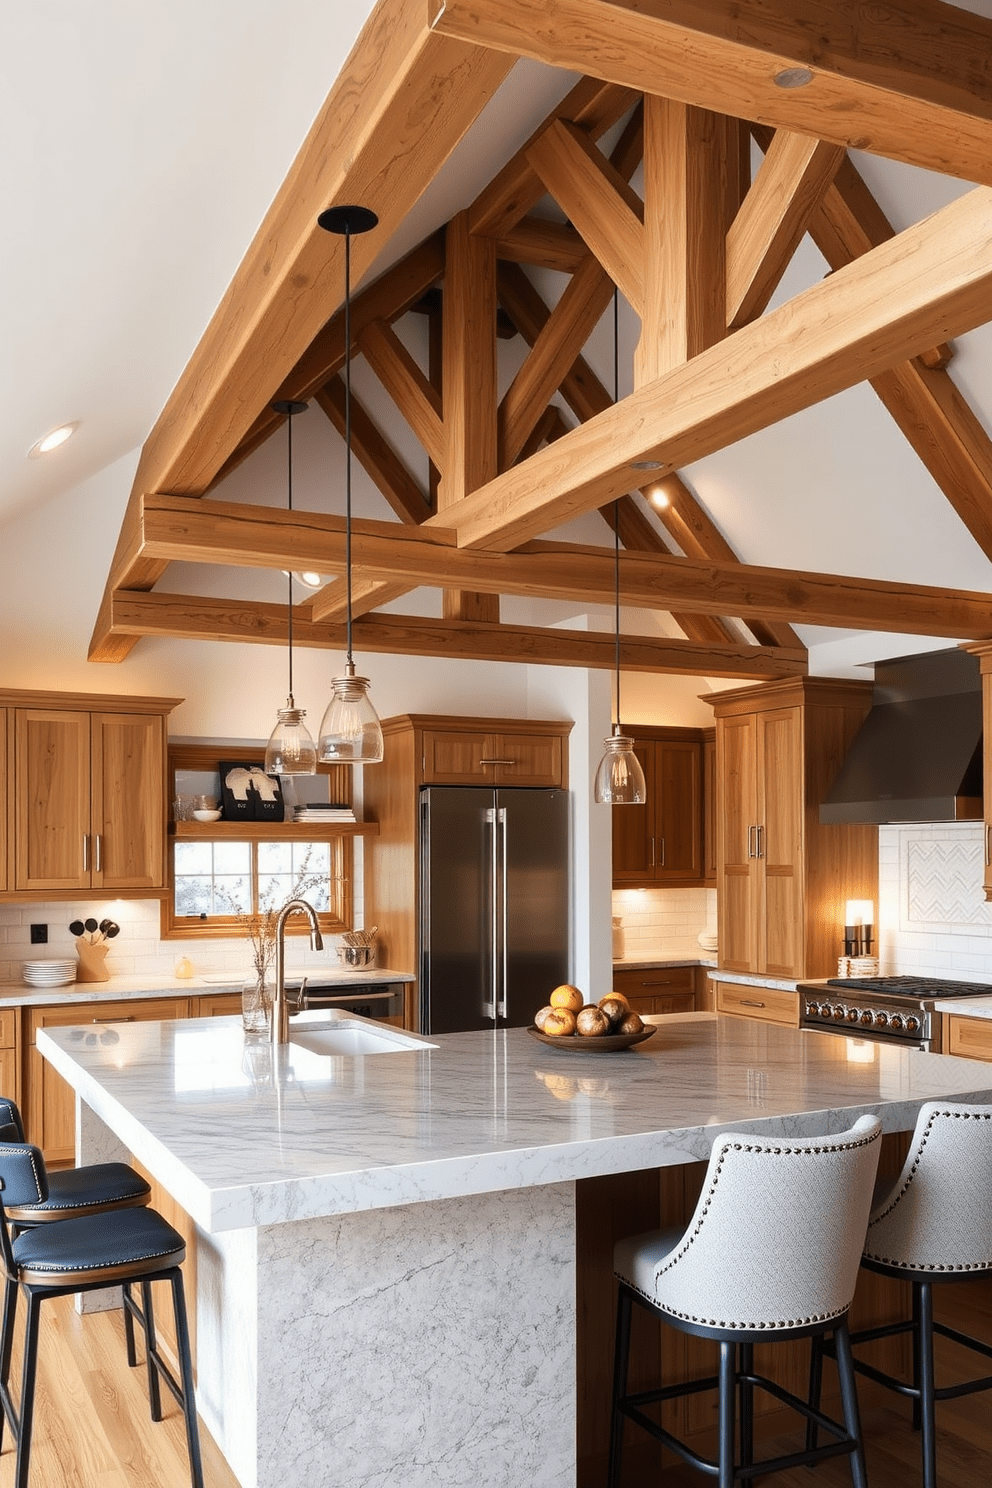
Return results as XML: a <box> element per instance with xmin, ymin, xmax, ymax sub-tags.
<box><xmin>171</xmin><ymin>820</ymin><xmax>377</xmax><ymax>841</ymax></box>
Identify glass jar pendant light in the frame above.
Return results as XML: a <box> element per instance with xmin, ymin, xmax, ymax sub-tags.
<box><xmin>264</xmin><ymin>399</ymin><xmax>318</xmax><ymax>776</ymax></box>
<box><xmin>315</xmin><ymin>204</ymin><xmax>385</xmax><ymax>765</ymax></box>
<box><xmin>594</xmin><ymin>291</ymin><xmax>646</xmax><ymax>805</ymax></box>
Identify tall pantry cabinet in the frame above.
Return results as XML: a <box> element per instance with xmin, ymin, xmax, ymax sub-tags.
<box><xmin>709</xmin><ymin>678</ymin><xmax>877</xmax><ymax>980</ymax></box>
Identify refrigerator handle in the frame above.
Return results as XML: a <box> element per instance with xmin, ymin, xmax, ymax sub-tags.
<box><xmin>496</xmin><ymin>806</ymin><xmax>508</xmax><ymax>1019</ymax></box>
<box><xmin>482</xmin><ymin>807</ymin><xmax>497</xmax><ymax>1019</ymax></box>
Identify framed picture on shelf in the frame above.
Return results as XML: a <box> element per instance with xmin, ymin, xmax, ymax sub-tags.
<box><xmin>218</xmin><ymin>761</ymin><xmax>285</xmax><ymax>822</ymax></box>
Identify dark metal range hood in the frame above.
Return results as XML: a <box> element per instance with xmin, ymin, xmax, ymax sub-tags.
<box><xmin>820</xmin><ymin>648</ymin><xmax>983</xmax><ymax>825</ymax></box>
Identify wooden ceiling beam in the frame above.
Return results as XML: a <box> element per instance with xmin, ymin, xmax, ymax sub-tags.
<box><xmin>358</xmin><ymin>319</ymin><xmax>445</xmax><ymax>469</ymax></box>
<box><xmin>727</xmin><ymin>132</ymin><xmax>846</xmax><ymax>328</ymax></box>
<box><xmin>469</xmin><ymin>76</ymin><xmax>639</xmax><ymax>239</ymax></box>
<box><xmin>313</xmin><ymin>379</ymin><xmax>431</xmax><ymax>526</ymax></box>
<box><xmin>89</xmin><ymin>0</ymin><xmax>511</xmax><ymax>664</ymax></box>
<box><xmin>430</xmin><ymin>0</ymin><xmax>992</xmax><ymax>187</ymax></box>
<box><xmin>495</xmin><ymin>218</ymin><xmax>588</xmax><ymax>273</ymax></box>
<box><xmin>442</xmin><ymin>184</ymin><xmax>992</xmax><ymax>552</ymax></box>
<box><xmin>132</xmin><ymin>495</ymin><xmax>992</xmax><ymax>638</ymax></box>
<box><xmin>104</xmin><ymin>591</ymin><xmax>808</xmax><ymax>678</ymax></box>
<box><xmin>525</xmin><ymin>119</ymin><xmax>645</xmax><ymax>311</ymax></box>
<box><xmin>497</xmin><ymin>261</ymin><xmax>802</xmax><ymax>648</ymax></box>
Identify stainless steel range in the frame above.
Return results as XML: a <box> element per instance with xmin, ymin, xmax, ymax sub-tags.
<box><xmin>797</xmin><ymin>975</ymin><xmax>992</xmax><ymax>1051</ymax></box>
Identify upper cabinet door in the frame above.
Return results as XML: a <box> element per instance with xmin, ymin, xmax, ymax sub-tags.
<box><xmin>14</xmin><ymin>709</ymin><xmax>91</xmax><ymax>891</ymax></box>
<box><xmin>0</xmin><ymin>712</ymin><xmax>8</xmax><ymax>892</ymax></box>
<box><xmin>91</xmin><ymin>712</ymin><xmax>167</xmax><ymax>890</ymax></box>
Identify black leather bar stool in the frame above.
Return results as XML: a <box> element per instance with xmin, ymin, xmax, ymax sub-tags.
<box><xmin>0</xmin><ymin>1135</ymin><xmax>202</xmax><ymax>1488</ymax></box>
<box><xmin>609</xmin><ymin>1116</ymin><xmax>882</xmax><ymax>1488</ymax></box>
<box><xmin>810</xmin><ymin>1100</ymin><xmax>992</xmax><ymax>1488</ymax></box>
<box><xmin>0</xmin><ymin>1097</ymin><xmax>154</xmax><ymax>1383</ymax></box>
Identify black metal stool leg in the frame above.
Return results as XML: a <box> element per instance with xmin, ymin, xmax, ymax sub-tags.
<box><xmin>739</xmin><ymin>1341</ymin><xmax>754</xmax><ymax>1470</ymax></box>
<box><xmin>718</xmin><ymin>1339</ymin><xmax>736</xmax><ymax>1488</ymax></box>
<box><xmin>807</xmin><ymin>1331</ymin><xmax>824</xmax><ymax>1452</ymax></box>
<box><xmin>169</xmin><ymin>1270</ymin><xmax>204</xmax><ymax>1488</ymax></box>
<box><xmin>608</xmin><ymin>1286</ymin><xmax>633</xmax><ymax>1488</ymax></box>
<box><xmin>141</xmin><ymin>1279</ymin><xmax>163</xmax><ymax>1420</ymax></box>
<box><xmin>0</xmin><ymin>1276</ymin><xmax>18</xmax><ymax>1452</ymax></box>
<box><xmin>833</xmin><ymin>1321</ymin><xmax>868</xmax><ymax>1488</ymax></box>
<box><xmin>911</xmin><ymin>1281</ymin><xmax>922</xmax><ymax>1431</ymax></box>
<box><xmin>918</xmin><ymin>1282</ymin><xmax>937</xmax><ymax>1488</ymax></box>
<box><xmin>15</xmin><ymin>1291</ymin><xmax>43</xmax><ymax>1488</ymax></box>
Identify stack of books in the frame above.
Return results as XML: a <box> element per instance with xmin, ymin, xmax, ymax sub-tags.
<box><xmin>293</xmin><ymin>804</ymin><xmax>357</xmax><ymax>823</ymax></box>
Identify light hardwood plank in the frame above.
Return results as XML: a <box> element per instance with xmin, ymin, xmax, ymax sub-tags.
<box><xmin>314</xmin><ymin>378</ymin><xmax>431</xmax><ymax>527</ymax></box>
<box><xmin>429</xmin><ymin>0</ymin><xmax>992</xmax><ymax>187</ymax></box>
<box><xmin>358</xmin><ymin>320</ymin><xmax>445</xmax><ymax>470</ymax></box>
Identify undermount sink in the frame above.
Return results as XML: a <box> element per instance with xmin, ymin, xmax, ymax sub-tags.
<box><xmin>289</xmin><ymin>1010</ymin><xmax>436</xmax><ymax>1057</ymax></box>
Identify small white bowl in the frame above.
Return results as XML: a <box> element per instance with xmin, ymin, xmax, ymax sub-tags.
<box><xmin>192</xmin><ymin>808</ymin><xmax>223</xmax><ymax>822</ymax></box>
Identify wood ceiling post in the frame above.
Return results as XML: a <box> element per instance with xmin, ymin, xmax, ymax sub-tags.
<box><xmin>635</xmin><ymin>95</ymin><xmax>733</xmax><ymax>386</ymax></box>
<box><xmin>441</xmin><ymin>211</ymin><xmax>500</xmax><ymax>622</ymax></box>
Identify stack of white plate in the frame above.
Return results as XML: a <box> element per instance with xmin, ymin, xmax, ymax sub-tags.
<box><xmin>22</xmin><ymin>958</ymin><xmax>76</xmax><ymax>988</ymax></box>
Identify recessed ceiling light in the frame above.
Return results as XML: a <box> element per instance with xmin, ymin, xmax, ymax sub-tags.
<box><xmin>650</xmin><ymin>488</ymin><xmax>670</xmax><ymax>509</ymax></box>
<box><xmin>27</xmin><ymin>421</ymin><xmax>79</xmax><ymax>458</ymax></box>
<box><xmin>774</xmin><ymin>67</ymin><xmax>814</xmax><ymax>88</ymax></box>
<box><xmin>631</xmin><ymin>459</ymin><xmax>662</xmax><ymax>471</ymax></box>
<box><xmin>282</xmin><ymin>570</ymin><xmax>323</xmax><ymax>588</ymax></box>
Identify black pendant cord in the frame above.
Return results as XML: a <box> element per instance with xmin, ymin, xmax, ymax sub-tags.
<box><xmin>613</xmin><ymin>287</ymin><xmax>621</xmax><ymax>734</ymax></box>
<box><xmin>344</xmin><ymin>223</ymin><xmax>355</xmax><ymax>670</ymax></box>
<box><xmin>286</xmin><ymin>412</ymin><xmax>295</xmax><ymax>704</ymax></box>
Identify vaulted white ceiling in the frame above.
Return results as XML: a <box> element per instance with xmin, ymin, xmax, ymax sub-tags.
<box><xmin>6</xmin><ymin>0</ymin><xmax>992</xmax><ymax>678</ymax></box>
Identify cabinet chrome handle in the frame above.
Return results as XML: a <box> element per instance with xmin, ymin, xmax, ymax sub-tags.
<box><xmin>640</xmin><ymin>979</ymin><xmax>672</xmax><ymax>987</ymax></box>
<box><xmin>82</xmin><ymin>834</ymin><xmax>89</xmax><ymax>872</ymax></box>
<box><xmin>479</xmin><ymin>759</ymin><xmax>514</xmax><ymax>766</ymax></box>
<box><xmin>986</xmin><ymin>824</ymin><xmax>991</xmax><ymax>868</ymax></box>
<box><xmin>92</xmin><ymin>1016</ymin><xmax>135</xmax><ymax>1023</ymax></box>
<box><xmin>747</xmin><ymin>825</ymin><xmax>756</xmax><ymax>859</ymax></box>
<box><xmin>756</xmin><ymin>824</ymin><xmax>764</xmax><ymax>859</ymax></box>
<box><xmin>740</xmin><ymin>999</ymin><xmax>766</xmax><ymax>1008</ymax></box>
<box><xmin>94</xmin><ymin>834</ymin><xmax>102</xmax><ymax>873</ymax></box>
<box><xmin>650</xmin><ymin>836</ymin><xmax>656</xmax><ymax>867</ymax></box>
<box><xmin>658</xmin><ymin>838</ymin><xmax>665</xmax><ymax>867</ymax></box>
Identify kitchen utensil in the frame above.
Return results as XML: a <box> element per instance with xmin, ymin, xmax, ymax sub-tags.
<box><xmin>103</xmin><ymin>922</ymin><xmax>120</xmax><ymax>939</ymax></box>
<box><xmin>526</xmin><ymin>1025</ymin><xmax>657</xmax><ymax>1053</ymax></box>
<box><xmin>84</xmin><ymin>918</ymin><xmax>98</xmax><ymax>934</ymax></box>
<box><xmin>68</xmin><ymin>920</ymin><xmax>85</xmax><ymax>937</ymax></box>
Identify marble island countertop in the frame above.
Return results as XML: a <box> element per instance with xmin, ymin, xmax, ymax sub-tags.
<box><xmin>39</xmin><ymin>1012</ymin><xmax>992</xmax><ymax>1235</ymax></box>
<box><xmin>0</xmin><ymin>966</ymin><xmax>414</xmax><ymax>1008</ymax></box>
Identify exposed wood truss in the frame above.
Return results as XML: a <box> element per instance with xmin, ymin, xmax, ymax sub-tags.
<box><xmin>89</xmin><ymin>0</ymin><xmax>992</xmax><ymax>675</ymax></box>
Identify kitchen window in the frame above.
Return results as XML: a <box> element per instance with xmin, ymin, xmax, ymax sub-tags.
<box><xmin>164</xmin><ymin>834</ymin><xmax>349</xmax><ymax>939</ymax></box>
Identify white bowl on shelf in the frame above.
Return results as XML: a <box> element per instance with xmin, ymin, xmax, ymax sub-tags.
<box><xmin>192</xmin><ymin>809</ymin><xmax>223</xmax><ymax>822</ymax></box>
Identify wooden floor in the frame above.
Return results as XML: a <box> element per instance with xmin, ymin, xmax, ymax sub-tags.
<box><xmin>0</xmin><ymin>1297</ymin><xmax>238</xmax><ymax>1488</ymax></box>
<box><xmin>0</xmin><ymin>1288</ymin><xmax>987</xmax><ymax>1488</ymax></box>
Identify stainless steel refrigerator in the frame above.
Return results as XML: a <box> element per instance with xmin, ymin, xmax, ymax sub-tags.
<box><xmin>419</xmin><ymin>786</ymin><xmax>569</xmax><ymax>1034</ymax></box>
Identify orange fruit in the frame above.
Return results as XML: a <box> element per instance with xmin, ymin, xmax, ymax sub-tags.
<box><xmin>549</xmin><ymin>983</ymin><xmax>584</xmax><ymax>1013</ymax></box>
<box><xmin>543</xmin><ymin>1007</ymin><xmax>577</xmax><ymax>1036</ymax></box>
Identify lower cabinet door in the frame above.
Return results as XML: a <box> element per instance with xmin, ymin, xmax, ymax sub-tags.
<box><xmin>27</xmin><ymin>998</ymin><xmax>190</xmax><ymax>1164</ymax></box>
<box><xmin>713</xmin><ymin>980</ymin><xmax>798</xmax><ymax>1027</ymax></box>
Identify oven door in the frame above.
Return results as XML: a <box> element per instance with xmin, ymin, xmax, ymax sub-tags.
<box><xmin>287</xmin><ymin>982</ymin><xmax>404</xmax><ymax>1024</ymax></box>
<box><xmin>797</xmin><ymin>986</ymin><xmax>932</xmax><ymax>1052</ymax></box>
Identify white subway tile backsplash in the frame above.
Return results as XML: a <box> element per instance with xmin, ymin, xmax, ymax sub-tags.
<box><xmin>612</xmin><ymin>886</ymin><xmax>716</xmax><ymax>960</ymax></box>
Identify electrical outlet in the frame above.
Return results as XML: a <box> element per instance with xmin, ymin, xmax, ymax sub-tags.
<box><xmin>30</xmin><ymin>923</ymin><xmax>48</xmax><ymax>945</ymax></box>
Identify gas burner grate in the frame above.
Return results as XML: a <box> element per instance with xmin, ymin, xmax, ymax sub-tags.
<box><xmin>825</xmin><ymin>975</ymin><xmax>992</xmax><ymax>997</ymax></box>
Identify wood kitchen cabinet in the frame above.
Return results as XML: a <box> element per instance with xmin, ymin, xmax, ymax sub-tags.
<box><xmin>711</xmin><ymin>977</ymin><xmax>798</xmax><ymax>1027</ymax></box>
<box><xmin>6</xmin><ymin>689</ymin><xmax>180</xmax><ymax>898</ymax></box>
<box><xmin>0</xmin><ymin>709</ymin><xmax>9</xmax><ymax>893</ymax></box>
<box><xmin>612</xmin><ymin>727</ymin><xmax>704</xmax><ymax>887</ymax></box>
<box><xmin>710</xmin><ymin>678</ymin><xmax>877</xmax><ymax>981</ymax></box>
<box><xmin>612</xmin><ymin>964</ymin><xmax>697</xmax><ymax>1015</ymax></box>
<box><xmin>421</xmin><ymin>721</ymin><xmax>566</xmax><ymax>786</ymax></box>
<box><xmin>945</xmin><ymin>1014</ymin><xmax>992</xmax><ymax>1061</ymax></box>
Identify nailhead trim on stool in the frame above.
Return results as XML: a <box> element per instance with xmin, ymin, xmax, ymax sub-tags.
<box><xmin>609</xmin><ymin>1116</ymin><xmax>882</xmax><ymax>1488</ymax></box>
<box><xmin>811</xmin><ymin>1101</ymin><xmax>992</xmax><ymax>1488</ymax></box>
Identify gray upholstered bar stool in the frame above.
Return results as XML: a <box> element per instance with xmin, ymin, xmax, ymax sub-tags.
<box><xmin>609</xmin><ymin>1115</ymin><xmax>882</xmax><ymax>1488</ymax></box>
<box><xmin>810</xmin><ymin>1100</ymin><xmax>992</xmax><ymax>1488</ymax></box>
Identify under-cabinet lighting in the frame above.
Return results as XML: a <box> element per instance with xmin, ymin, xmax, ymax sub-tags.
<box><xmin>27</xmin><ymin>421</ymin><xmax>78</xmax><ymax>458</ymax></box>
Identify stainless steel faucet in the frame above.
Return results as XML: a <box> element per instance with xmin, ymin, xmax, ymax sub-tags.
<box><xmin>272</xmin><ymin>899</ymin><xmax>324</xmax><ymax>1044</ymax></box>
